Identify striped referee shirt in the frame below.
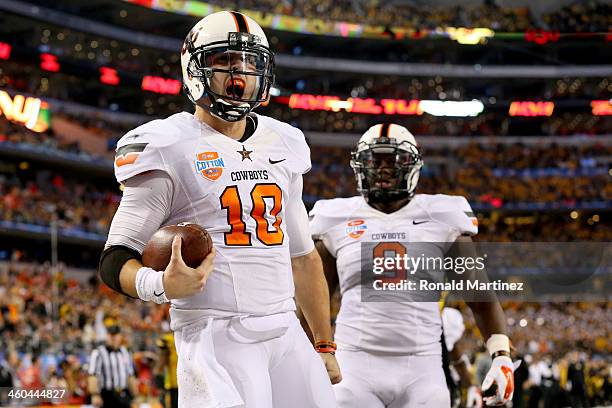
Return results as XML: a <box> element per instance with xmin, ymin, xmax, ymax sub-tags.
<box><xmin>88</xmin><ymin>345</ymin><xmax>135</xmax><ymax>391</ymax></box>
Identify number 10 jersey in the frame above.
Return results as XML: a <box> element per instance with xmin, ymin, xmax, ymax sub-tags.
<box><xmin>110</xmin><ymin>112</ymin><xmax>314</xmax><ymax>329</ymax></box>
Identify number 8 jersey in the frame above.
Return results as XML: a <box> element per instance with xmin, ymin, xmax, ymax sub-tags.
<box><xmin>309</xmin><ymin>195</ymin><xmax>478</xmax><ymax>355</ymax></box>
<box><xmin>107</xmin><ymin>112</ymin><xmax>314</xmax><ymax>329</ymax></box>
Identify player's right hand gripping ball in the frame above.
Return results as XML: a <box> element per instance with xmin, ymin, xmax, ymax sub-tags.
<box><xmin>142</xmin><ymin>223</ymin><xmax>212</xmax><ymax>270</ymax></box>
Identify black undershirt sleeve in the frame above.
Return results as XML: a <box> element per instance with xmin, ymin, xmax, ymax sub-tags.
<box><xmin>98</xmin><ymin>245</ymin><xmax>141</xmax><ymax>298</ymax></box>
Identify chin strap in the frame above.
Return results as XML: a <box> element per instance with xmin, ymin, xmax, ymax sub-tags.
<box><xmin>196</xmin><ymin>96</ymin><xmax>253</xmax><ymax>122</ymax></box>
<box><xmin>212</xmin><ymin>98</ymin><xmax>253</xmax><ymax>122</ymax></box>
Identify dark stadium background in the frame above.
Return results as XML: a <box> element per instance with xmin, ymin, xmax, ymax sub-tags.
<box><xmin>0</xmin><ymin>0</ymin><xmax>609</xmax><ymax>407</ymax></box>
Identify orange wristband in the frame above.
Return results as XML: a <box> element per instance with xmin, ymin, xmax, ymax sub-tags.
<box><xmin>314</xmin><ymin>341</ymin><xmax>337</xmax><ymax>354</ymax></box>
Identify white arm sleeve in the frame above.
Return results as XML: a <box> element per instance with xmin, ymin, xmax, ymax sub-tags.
<box><xmin>285</xmin><ymin>174</ymin><xmax>315</xmax><ymax>258</ymax></box>
<box><xmin>105</xmin><ymin>170</ymin><xmax>173</xmax><ymax>253</ymax></box>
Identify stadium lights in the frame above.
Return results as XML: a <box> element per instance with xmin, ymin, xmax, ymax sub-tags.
<box><xmin>509</xmin><ymin>101</ymin><xmax>555</xmax><ymax>117</ymax></box>
<box><xmin>285</xmin><ymin>94</ymin><xmax>606</xmax><ymax>117</ymax></box>
<box><xmin>288</xmin><ymin>94</ymin><xmax>406</xmax><ymax>115</ymax></box>
<box><xmin>380</xmin><ymin>99</ymin><xmax>421</xmax><ymax>115</ymax></box>
<box><xmin>590</xmin><ymin>100</ymin><xmax>612</xmax><ymax>115</ymax></box>
<box><xmin>0</xmin><ymin>90</ymin><xmax>49</xmax><ymax>132</ymax></box>
<box><xmin>100</xmin><ymin>67</ymin><xmax>120</xmax><ymax>86</ymax></box>
<box><xmin>524</xmin><ymin>29</ymin><xmax>560</xmax><ymax>45</ymax></box>
<box><xmin>419</xmin><ymin>100</ymin><xmax>484</xmax><ymax>117</ymax></box>
<box><xmin>0</xmin><ymin>40</ymin><xmax>181</xmax><ymax>96</ymax></box>
<box><xmin>445</xmin><ymin>28</ymin><xmax>494</xmax><ymax>45</ymax></box>
<box><xmin>141</xmin><ymin>76</ymin><xmax>181</xmax><ymax>95</ymax></box>
<box><xmin>269</xmin><ymin>87</ymin><xmax>281</xmax><ymax>97</ymax></box>
<box><xmin>0</xmin><ymin>42</ymin><xmax>11</xmax><ymax>60</ymax></box>
<box><xmin>40</xmin><ymin>53</ymin><xmax>60</xmax><ymax>72</ymax></box>
<box><xmin>285</xmin><ymin>94</ymin><xmax>484</xmax><ymax>117</ymax></box>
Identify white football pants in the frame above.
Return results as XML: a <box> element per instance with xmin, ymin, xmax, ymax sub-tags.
<box><xmin>174</xmin><ymin>311</ymin><xmax>336</xmax><ymax>408</ymax></box>
<box><xmin>334</xmin><ymin>348</ymin><xmax>450</xmax><ymax>408</ymax></box>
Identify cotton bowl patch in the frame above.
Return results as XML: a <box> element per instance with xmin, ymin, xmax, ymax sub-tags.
<box><xmin>346</xmin><ymin>219</ymin><xmax>367</xmax><ymax>239</ymax></box>
<box><xmin>195</xmin><ymin>151</ymin><xmax>225</xmax><ymax>181</ymax></box>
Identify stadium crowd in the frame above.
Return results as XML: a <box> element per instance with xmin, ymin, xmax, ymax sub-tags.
<box><xmin>543</xmin><ymin>1</ymin><xmax>612</xmax><ymax>33</ymax></box>
<box><xmin>0</xmin><ymin>169</ymin><xmax>119</xmax><ymax>236</ymax></box>
<box><xmin>203</xmin><ymin>0</ymin><xmax>610</xmax><ymax>32</ymax></box>
<box><xmin>222</xmin><ymin>0</ymin><xmax>534</xmax><ymax>30</ymax></box>
<box><xmin>0</xmin><ymin>261</ymin><xmax>164</xmax><ymax>405</ymax></box>
<box><xmin>0</xmin><ymin>117</ymin><xmax>118</xmax><ymax>163</ymax></box>
<box><xmin>0</xmin><ymin>260</ymin><xmax>609</xmax><ymax>406</ymax></box>
<box><xmin>1</xmin><ymin>138</ymin><xmax>609</xmax><ymax>239</ymax></box>
<box><xmin>36</xmin><ymin>0</ymin><xmax>610</xmax><ymax>37</ymax></box>
<box><xmin>0</xmin><ymin>121</ymin><xmax>87</xmax><ymax>160</ymax></box>
<box><xmin>304</xmin><ymin>143</ymin><xmax>611</xmax><ymax>208</ymax></box>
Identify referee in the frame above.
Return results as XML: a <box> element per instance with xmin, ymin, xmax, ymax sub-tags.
<box><xmin>87</xmin><ymin>325</ymin><xmax>138</xmax><ymax>408</ymax></box>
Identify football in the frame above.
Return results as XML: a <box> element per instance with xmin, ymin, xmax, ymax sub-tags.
<box><xmin>141</xmin><ymin>223</ymin><xmax>212</xmax><ymax>271</ymax></box>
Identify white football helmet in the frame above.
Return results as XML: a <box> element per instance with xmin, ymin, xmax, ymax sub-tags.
<box><xmin>350</xmin><ymin>123</ymin><xmax>423</xmax><ymax>202</ymax></box>
<box><xmin>181</xmin><ymin>11</ymin><xmax>274</xmax><ymax>122</ymax></box>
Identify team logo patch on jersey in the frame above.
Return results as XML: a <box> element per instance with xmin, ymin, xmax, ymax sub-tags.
<box><xmin>195</xmin><ymin>151</ymin><xmax>225</xmax><ymax>181</ymax></box>
<box><xmin>346</xmin><ymin>219</ymin><xmax>367</xmax><ymax>239</ymax></box>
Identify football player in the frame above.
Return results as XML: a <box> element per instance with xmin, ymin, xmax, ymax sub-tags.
<box><xmin>310</xmin><ymin>124</ymin><xmax>516</xmax><ymax>407</ymax></box>
<box><xmin>99</xmin><ymin>11</ymin><xmax>339</xmax><ymax>408</ymax></box>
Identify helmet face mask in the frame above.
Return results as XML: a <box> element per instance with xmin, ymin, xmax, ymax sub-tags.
<box><xmin>350</xmin><ymin>131</ymin><xmax>423</xmax><ymax>203</ymax></box>
<box><xmin>182</xmin><ymin>14</ymin><xmax>275</xmax><ymax>122</ymax></box>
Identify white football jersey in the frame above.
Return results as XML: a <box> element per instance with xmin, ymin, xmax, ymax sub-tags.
<box><xmin>113</xmin><ymin>112</ymin><xmax>312</xmax><ymax>328</ymax></box>
<box><xmin>310</xmin><ymin>195</ymin><xmax>477</xmax><ymax>355</ymax></box>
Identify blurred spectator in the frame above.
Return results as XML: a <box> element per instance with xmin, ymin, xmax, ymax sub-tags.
<box><xmin>567</xmin><ymin>351</ymin><xmax>589</xmax><ymax>407</ymax></box>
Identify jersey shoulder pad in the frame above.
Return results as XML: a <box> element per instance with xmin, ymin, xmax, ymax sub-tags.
<box><xmin>114</xmin><ymin>114</ymin><xmax>185</xmax><ymax>183</ymax></box>
<box><xmin>257</xmin><ymin>114</ymin><xmax>311</xmax><ymax>174</ymax></box>
<box><xmin>416</xmin><ymin>194</ymin><xmax>478</xmax><ymax>236</ymax></box>
<box><xmin>309</xmin><ymin>196</ymin><xmax>363</xmax><ymax>237</ymax></box>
